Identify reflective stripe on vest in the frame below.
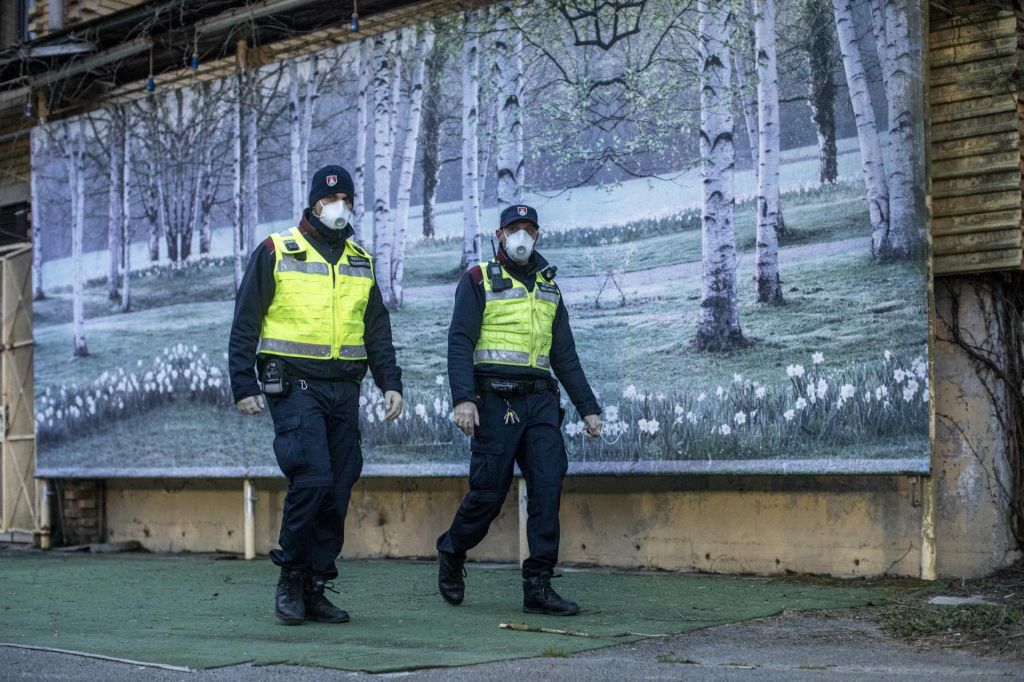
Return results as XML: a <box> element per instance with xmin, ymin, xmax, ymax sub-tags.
<box><xmin>474</xmin><ymin>261</ymin><xmax>560</xmax><ymax>371</ymax></box>
<box><xmin>474</xmin><ymin>349</ymin><xmax>531</xmax><ymax>365</ymax></box>
<box><xmin>257</xmin><ymin>338</ymin><xmax>331</xmax><ymax>358</ymax></box>
<box><xmin>258</xmin><ymin>227</ymin><xmax>374</xmax><ymax>362</ymax></box>
<box><xmin>485</xmin><ymin>288</ymin><xmax>528</xmax><ymax>302</ymax></box>
<box><xmin>276</xmin><ymin>260</ymin><xmax>330</xmax><ymax>276</ymax></box>
<box><xmin>337</xmin><ymin>264</ymin><xmax>373</xmax><ymax>279</ymax></box>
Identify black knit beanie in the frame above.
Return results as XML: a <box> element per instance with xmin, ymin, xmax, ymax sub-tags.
<box><xmin>308</xmin><ymin>165</ymin><xmax>355</xmax><ymax>208</ymax></box>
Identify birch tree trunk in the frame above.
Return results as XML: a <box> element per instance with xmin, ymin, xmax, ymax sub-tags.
<box><xmin>460</xmin><ymin>11</ymin><xmax>481</xmax><ymax>271</ymax></box>
<box><xmin>753</xmin><ymin>0</ymin><xmax>783</xmax><ymax>304</ymax></box>
<box><xmin>800</xmin><ymin>0</ymin><xmax>838</xmax><ymax>184</ymax></box>
<box><xmin>878</xmin><ymin>0</ymin><xmax>918</xmax><ymax>258</ymax></box>
<box><xmin>832</xmin><ymin>0</ymin><xmax>890</xmax><ymax>253</ymax></box>
<box><xmin>732</xmin><ymin>4</ymin><xmax>759</xmax><ymax>170</ymax></box>
<box><xmin>390</xmin><ymin>26</ymin><xmax>433</xmax><ymax>309</ymax></box>
<box><xmin>289</xmin><ymin>60</ymin><xmax>303</xmax><ymax>219</ymax></box>
<box><xmin>420</xmin><ymin>30</ymin><xmax>447</xmax><ymax>239</ymax></box>
<box><xmin>495</xmin><ymin>4</ymin><xmax>525</xmax><ymax>208</ymax></box>
<box><xmin>353</xmin><ymin>39</ymin><xmax>372</xmax><ymax>240</ymax></box>
<box><xmin>160</xmin><ymin>182</ymin><xmax>179</xmax><ymax>264</ymax></box>
<box><xmin>732</xmin><ymin>45</ymin><xmax>759</xmax><ymax>170</ymax></box>
<box><xmin>289</xmin><ymin>56</ymin><xmax>319</xmax><ymax>219</ymax></box>
<box><xmin>477</xmin><ymin>97</ymin><xmax>495</xmax><ymax>203</ymax></box>
<box><xmin>144</xmin><ymin>100</ymin><xmax>161</xmax><ymax>263</ymax></box>
<box><xmin>30</xmin><ymin>127</ymin><xmax>45</xmax><ymax>300</ymax></box>
<box><xmin>245</xmin><ymin>74</ymin><xmax>260</xmax><ymax>252</ymax></box>
<box><xmin>385</xmin><ymin>30</ymin><xmax>406</xmax><ymax>265</ymax></box>
<box><xmin>143</xmin><ymin>166</ymin><xmax>161</xmax><ymax>263</ymax></box>
<box><xmin>389</xmin><ymin>30</ymin><xmax>406</xmax><ymax>154</ymax></box>
<box><xmin>697</xmin><ymin>0</ymin><xmax>743</xmax><ymax>351</ymax></box>
<box><xmin>67</xmin><ymin>120</ymin><xmax>89</xmax><ymax>357</ymax></box>
<box><xmin>196</xmin><ymin>104</ymin><xmax>219</xmax><ymax>257</ymax></box>
<box><xmin>121</xmin><ymin>123</ymin><xmax>132</xmax><ymax>312</ymax></box>
<box><xmin>300</xmin><ymin>56</ymin><xmax>317</xmax><ymax>214</ymax></box>
<box><xmin>372</xmin><ymin>33</ymin><xmax>396</xmax><ymax>303</ymax></box>
<box><xmin>868</xmin><ymin>0</ymin><xmax>893</xmax><ymax>88</ymax></box>
<box><xmin>107</xmin><ymin>107</ymin><xmax>124</xmax><ymax>300</ymax></box>
<box><xmin>161</xmin><ymin>92</ymin><xmax>181</xmax><ymax>265</ymax></box>
<box><xmin>233</xmin><ymin>70</ymin><xmax>245</xmax><ymax>291</ymax></box>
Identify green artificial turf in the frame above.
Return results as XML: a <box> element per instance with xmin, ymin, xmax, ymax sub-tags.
<box><xmin>0</xmin><ymin>553</ymin><xmax>923</xmax><ymax>672</ymax></box>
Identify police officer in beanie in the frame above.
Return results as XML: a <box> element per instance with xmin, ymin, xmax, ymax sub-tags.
<box><xmin>436</xmin><ymin>204</ymin><xmax>601</xmax><ymax>616</ymax></box>
<box><xmin>229</xmin><ymin>165</ymin><xmax>403</xmax><ymax>625</ymax></box>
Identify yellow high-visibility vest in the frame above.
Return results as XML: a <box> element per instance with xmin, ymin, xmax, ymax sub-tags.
<box><xmin>258</xmin><ymin>227</ymin><xmax>374</xmax><ymax>361</ymax></box>
<box><xmin>475</xmin><ymin>261</ymin><xmax>560</xmax><ymax>370</ymax></box>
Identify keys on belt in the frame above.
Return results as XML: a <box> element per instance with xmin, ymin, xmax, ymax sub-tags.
<box><xmin>476</xmin><ymin>376</ymin><xmax>555</xmax><ymax>395</ymax></box>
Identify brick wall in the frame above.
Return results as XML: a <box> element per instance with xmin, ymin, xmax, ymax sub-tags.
<box><xmin>58</xmin><ymin>480</ymin><xmax>104</xmax><ymax>545</ymax></box>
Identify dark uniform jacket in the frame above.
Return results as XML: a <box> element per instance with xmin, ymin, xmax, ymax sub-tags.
<box><xmin>229</xmin><ymin>210</ymin><xmax>403</xmax><ymax>403</ymax></box>
<box><xmin>448</xmin><ymin>247</ymin><xmax>600</xmax><ymax>418</ymax></box>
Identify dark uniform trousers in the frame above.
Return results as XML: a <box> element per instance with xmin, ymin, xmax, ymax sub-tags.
<box><xmin>436</xmin><ymin>387</ymin><xmax>568</xmax><ymax>578</ymax></box>
<box><xmin>266</xmin><ymin>379</ymin><xmax>363</xmax><ymax>581</ymax></box>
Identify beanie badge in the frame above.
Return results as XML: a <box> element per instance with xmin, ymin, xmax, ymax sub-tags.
<box><xmin>326</xmin><ymin>175</ymin><xmax>338</xmax><ymax>187</ymax></box>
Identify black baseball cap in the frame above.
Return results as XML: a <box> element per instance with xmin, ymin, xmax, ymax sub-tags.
<box><xmin>499</xmin><ymin>204</ymin><xmax>539</xmax><ymax>229</ymax></box>
<box><xmin>308</xmin><ymin>165</ymin><xmax>355</xmax><ymax>208</ymax></box>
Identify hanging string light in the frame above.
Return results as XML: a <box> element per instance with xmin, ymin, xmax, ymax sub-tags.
<box><xmin>350</xmin><ymin>0</ymin><xmax>359</xmax><ymax>32</ymax></box>
<box><xmin>146</xmin><ymin>46</ymin><xmax>156</xmax><ymax>92</ymax></box>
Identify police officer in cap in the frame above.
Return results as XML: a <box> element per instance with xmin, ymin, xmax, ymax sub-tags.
<box><xmin>436</xmin><ymin>204</ymin><xmax>601</xmax><ymax>616</ymax></box>
<box><xmin>229</xmin><ymin>165</ymin><xmax>404</xmax><ymax>625</ymax></box>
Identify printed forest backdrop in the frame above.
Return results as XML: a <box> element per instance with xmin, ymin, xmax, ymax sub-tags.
<box><xmin>32</xmin><ymin>0</ymin><xmax>929</xmax><ymax>475</ymax></box>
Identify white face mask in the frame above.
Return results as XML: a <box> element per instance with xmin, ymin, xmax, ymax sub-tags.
<box><xmin>504</xmin><ymin>229</ymin><xmax>535</xmax><ymax>263</ymax></box>
<box><xmin>318</xmin><ymin>199</ymin><xmax>352</xmax><ymax>230</ymax></box>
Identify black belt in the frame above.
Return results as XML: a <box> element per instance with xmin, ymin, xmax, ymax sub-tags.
<box><xmin>258</xmin><ymin>356</ymin><xmax>357</xmax><ymax>384</ymax></box>
<box><xmin>476</xmin><ymin>376</ymin><xmax>556</xmax><ymax>395</ymax></box>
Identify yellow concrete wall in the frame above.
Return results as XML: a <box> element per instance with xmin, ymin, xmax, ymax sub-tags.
<box><xmin>105</xmin><ymin>474</ymin><xmax>923</xmax><ymax>578</ymax></box>
<box><xmin>931</xmin><ymin>279</ymin><xmax>1020</xmax><ymax>577</ymax></box>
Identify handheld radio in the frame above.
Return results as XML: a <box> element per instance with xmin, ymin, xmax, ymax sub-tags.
<box><xmin>487</xmin><ymin>240</ymin><xmax>512</xmax><ymax>292</ymax></box>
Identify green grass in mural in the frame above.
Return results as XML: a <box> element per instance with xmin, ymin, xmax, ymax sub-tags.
<box><xmin>35</xmin><ymin>245</ymin><xmax>927</xmax><ymax>471</ymax></box>
<box><xmin>35</xmin><ymin>254</ymin><xmax>925</xmax><ymax>398</ymax></box>
<box><xmin>399</xmin><ymin>188</ymin><xmax>868</xmax><ymax>288</ymax></box>
<box><xmin>33</xmin><ymin>182</ymin><xmax>869</xmax><ymax>318</ymax></box>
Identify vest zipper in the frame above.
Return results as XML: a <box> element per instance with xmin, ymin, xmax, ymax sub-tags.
<box><xmin>527</xmin><ymin>282</ymin><xmax>536</xmax><ymax>367</ymax></box>
<box><xmin>331</xmin><ymin>258</ymin><xmax>338</xmax><ymax>359</ymax></box>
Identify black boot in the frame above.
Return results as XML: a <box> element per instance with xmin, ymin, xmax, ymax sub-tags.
<box><xmin>305</xmin><ymin>576</ymin><xmax>350</xmax><ymax>624</ymax></box>
<box><xmin>438</xmin><ymin>551</ymin><xmax>466</xmax><ymax>605</ymax></box>
<box><xmin>274</xmin><ymin>568</ymin><xmax>307</xmax><ymax>625</ymax></box>
<box><xmin>523</xmin><ymin>574</ymin><xmax>580</xmax><ymax>616</ymax></box>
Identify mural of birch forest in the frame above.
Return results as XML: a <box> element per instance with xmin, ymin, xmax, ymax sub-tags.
<box><xmin>33</xmin><ymin>0</ymin><xmax>929</xmax><ymax>475</ymax></box>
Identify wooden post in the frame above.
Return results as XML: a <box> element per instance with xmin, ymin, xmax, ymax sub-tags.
<box><xmin>920</xmin><ymin>475</ymin><xmax>937</xmax><ymax>580</ymax></box>
<box><xmin>38</xmin><ymin>479</ymin><xmax>51</xmax><ymax>549</ymax></box>
<box><xmin>244</xmin><ymin>479</ymin><xmax>256</xmax><ymax>560</ymax></box>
